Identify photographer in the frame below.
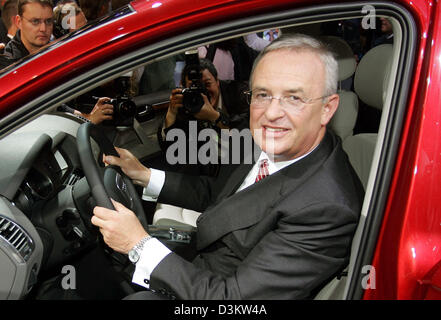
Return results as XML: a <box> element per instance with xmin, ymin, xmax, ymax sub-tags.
<box><xmin>52</xmin><ymin>1</ymin><xmax>115</xmax><ymax>125</ymax></box>
<box><xmin>58</xmin><ymin>97</ymin><xmax>114</xmax><ymax>124</ymax></box>
<box><xmin>58</xmin><ymin>73</ymin><xmax>139</xmax><ymax>126</ymax></box>
<box><xmin>159</xmin><ymin>57</ymin><xmax>249</xmax><ymax>176</ymax></box>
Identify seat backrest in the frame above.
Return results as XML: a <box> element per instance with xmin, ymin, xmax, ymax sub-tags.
<box><xmin>330</xmin><ymin>90</ymin><xmax>359</xmax><ymax>141</ymax></box>
<box><xmin>343</xmin><ymin>44</ymin><xmax>393</xmax><ymax>188</ymax></box>
<box><xmin>320</xmin><ymin>36</ymin><xmax>358</xmax><ymax>141</ymax></box>
<box><xmin>354</xmin><ymin>44</ymin><xmax>393</xmax><ymax>111</ymax></box>
<box><xmin>342</xmin><ymin>133</ymin><xmax>378</xmax><ymax>189</ymax></box>
<box><xmin>315</xmin><ymin>43</ymin><xmax>394</xmax><ymax>299</ymax></box>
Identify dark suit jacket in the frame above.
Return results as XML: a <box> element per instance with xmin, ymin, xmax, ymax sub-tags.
<box><xmin>151</xmin><ymin>130</ymin><xmax>364</xmax><ymax>299</ymax></box>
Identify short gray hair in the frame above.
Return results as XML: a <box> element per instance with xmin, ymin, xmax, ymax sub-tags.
<box><xmin>250</xmin><ymin>33</ymin><xmax>338</xmax><ymax>97</ymax></box>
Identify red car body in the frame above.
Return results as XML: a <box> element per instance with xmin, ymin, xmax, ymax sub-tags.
<box><xmin>0</xmin><ymin>0</ymin><xmax>440</xmax><ymax>300</ymax></box>
<box><xmin>364</xmin><ymin>0</ymin><xmax>441</xmax><ymax>299</ymax></box>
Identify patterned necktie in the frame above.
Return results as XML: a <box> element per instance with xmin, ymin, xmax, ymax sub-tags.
<box><xmin>255</xmin><ymin>159</ymin><xmax>270</xmax><ymax>182</ymax></box>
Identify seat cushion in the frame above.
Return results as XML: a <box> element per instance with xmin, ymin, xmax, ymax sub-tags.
<box><xmin>153</xmin><ymin>203</ymin><xmax>201</xmax><ymax>227</ymax></box>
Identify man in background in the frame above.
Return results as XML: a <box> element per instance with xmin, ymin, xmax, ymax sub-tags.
<box><xmin>0</xmin><ymin>0</ymin><xmax>53</xmax><ymax>68</ymax></box>
<box><xmin>0</xmin><ymin>0</ymin><xmax>9</xmax><ymax>47</ymax></box>
<box><xmin>0</xmin><ymin>0</ymin><xmax>18</xmax><ymax>52</ymax></box>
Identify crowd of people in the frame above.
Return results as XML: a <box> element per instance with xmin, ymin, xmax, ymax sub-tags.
<box><xmin>0</xmin><ymin>1</ymin><xmax>271</xmax><ymax>128</ymax></box>
<box><xmin>0</xmin><ymin>0</ymin><xmax>131</xmax><ymax>124</ymax></box>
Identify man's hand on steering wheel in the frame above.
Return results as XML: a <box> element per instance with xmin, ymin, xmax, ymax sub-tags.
<box><xmin>76</xmin><ymin>122</ymin><xmax>149</xmax><ymax>232</ymax></box>
<box><xmin>103</xmin><ymin>147</ymin><xmax>151</xmax><ymax>188</ymax></box>
<box><xmin>91</xmin><ymin>199</ymin><xmax>148</xmax><ymax>254</ymax></box>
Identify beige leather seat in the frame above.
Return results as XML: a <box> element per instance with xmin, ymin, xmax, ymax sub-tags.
<box><xmin>153</xmin><ymin>203</ymin><xmax>200</xmax><ymax>227</ymax></box>
<box><xmin>321</xmin><ymin>36</ymin><xmax>359</xmax><ymax>142</ymax></box>
<box><xmin>343</xmin><ymin>44</ymin><xmax>393</xmax><ymax>188</ymax></box>
<box><xmin>315</xmin><ymin>43</ymin><xmax>394</xmax><ymax>300</ymax></box>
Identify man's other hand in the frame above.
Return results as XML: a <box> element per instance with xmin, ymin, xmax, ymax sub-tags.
<box><xmin>91</xmin><ymin>199</ymin><xmax>148</xmax><ymax>254</ymax></box>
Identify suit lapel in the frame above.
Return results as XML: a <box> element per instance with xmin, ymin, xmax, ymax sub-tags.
<box><xmin>218</xmin><ymin>162</ymin><xmax>253</xmax><ymax>199</ymax></box>
<box><xmin>196</xmin><ymin>171</ymin><xmax>285</xmax><ymax>250</ymax></box>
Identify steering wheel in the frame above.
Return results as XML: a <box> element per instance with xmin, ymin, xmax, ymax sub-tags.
<box><xmin>76</xmin><ymin>122</ymin><xmax>148</xmax><ymax>230</ymax></box>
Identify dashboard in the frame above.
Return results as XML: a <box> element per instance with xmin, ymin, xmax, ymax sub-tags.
<box><xmin>0</xmin><ymin>105</ymin><xmax>162</xmax><ymax>299</ymax></box>
<box><xmin>14</xmin><ymin>145</ymin><xmax>70</xmax><ymax>216</ymax></box>
<box><xmin>0</xmin><ymin>113</ymin><xmax>94</xmax><ymax>299</ymax></box>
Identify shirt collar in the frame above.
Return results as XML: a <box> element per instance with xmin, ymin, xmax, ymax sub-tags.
<box><xmin>258</xmin><ymin>145</ymin><xmax>318</xmax><ymax>174</ymax></box>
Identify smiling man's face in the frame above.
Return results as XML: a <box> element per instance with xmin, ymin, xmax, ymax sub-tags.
<box><xmin>250</xmin><ymin>49</ymin><xmax>338</xmax><ymax>162</ymax></box>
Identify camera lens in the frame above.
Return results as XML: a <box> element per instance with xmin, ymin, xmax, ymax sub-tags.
<box><xmin>182</xmin><ymin>88</ymin><xmax>204</xmax><ymax>114</ymax></box>
<box><xmin>117</xmin><ymin>99</ymin><xmax>136</xmax><ymax>118</ymax></box>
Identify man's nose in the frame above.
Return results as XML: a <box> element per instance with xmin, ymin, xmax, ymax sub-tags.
<box><xmin>264</xmin><ymin>97</ymin><xmax>285</xmax><ymax>120</ymax></box>
<box><xmin>38</xmin><ymin>22</ymin><xmax>48</xmax><ymax>32</ymax></box>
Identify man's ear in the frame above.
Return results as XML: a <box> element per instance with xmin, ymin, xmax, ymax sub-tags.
<box><xmin>321</xmin><ymin>93</ymin><xmax>339</xmax><ymax>126</ymax></box>
<box><xmin>15</xmin><ymin>15</ymin><xmax>22</xmax><ymax>30</ymax></box>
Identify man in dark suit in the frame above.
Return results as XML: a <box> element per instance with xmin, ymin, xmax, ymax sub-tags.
<box><xmin>92</xmin><ymin>34</ymin><xmax>365</xmax><ymax>299</ymax></box>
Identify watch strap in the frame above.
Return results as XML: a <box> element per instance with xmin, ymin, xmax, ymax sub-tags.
<box><xmin>134</xmin><ymin>235</ymin><xmax>152</xmax><ymax>252</ymax></box>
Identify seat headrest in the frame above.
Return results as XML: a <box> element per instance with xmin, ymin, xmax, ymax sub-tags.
<box><xmin>320</xmin><ymin>36</ymin><xmax>356</xmax><ymax>81</ymax></box>
<box><xmin>354</xmin><ymin>44</ymin><xmax>393</xmax><ymax>110</ymax></box>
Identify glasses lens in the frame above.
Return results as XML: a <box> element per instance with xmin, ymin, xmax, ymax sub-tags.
<box><xmin>25</xmin><ymin>17</ymin><xmax>53</xmax><ymax>26</ymax></box>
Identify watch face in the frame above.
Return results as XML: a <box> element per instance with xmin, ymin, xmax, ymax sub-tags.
<box><xmin>128</xmin><ymin>249</ymin><xmax>139</xmax><ymax>263</ymax></box>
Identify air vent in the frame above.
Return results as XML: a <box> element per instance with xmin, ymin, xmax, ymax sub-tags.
<box><xmin>0</xmin><ymin>216</ymin><xmax>34</xmax><ymax>261</ymax></box>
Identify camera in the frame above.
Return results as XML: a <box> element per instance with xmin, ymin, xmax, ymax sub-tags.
<box><xmin>92</xmin><ymin>94</ymin><xmax>136</xmax><ymax>126</ymax></box>
<box><xmin>107</xmin><ymin>96</ymin><xmax>136</xmax><ymax>126</ymax></box>
<box><xmin>93</xmin><ymin>75</ymin><xmax>137</xmax><ymax>126</ymax></box>
<box><xmin>180</xmin><ymin>50</ymin><xmax>207</xmax><ymax>115</ymax></box>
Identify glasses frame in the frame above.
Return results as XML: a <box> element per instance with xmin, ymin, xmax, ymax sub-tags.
<box><xmin>243</xmin><ymin>90</ymin><xmax>329</xmax><ymax>109</ymax></box>
<box><xmin>21</xmin><ymin>16</ymin><xmax>54</xmax><ymax>27</ymax></box>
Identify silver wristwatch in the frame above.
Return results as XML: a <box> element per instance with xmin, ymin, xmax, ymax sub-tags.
<box><xmin>128</xmin><ymin>235</ymin><xmax>152</xmax><ymax>264</ymax></box>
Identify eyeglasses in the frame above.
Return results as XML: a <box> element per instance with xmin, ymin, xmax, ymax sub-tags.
<box><xmin>244</xmin><ymin>90</ymin><xmax>328</xmax><ymax>111</ymax></box>
<box><xmin>21</xmin><ymin>16</ymin><xmax>54</xmax><ymax>26</ymax></box>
